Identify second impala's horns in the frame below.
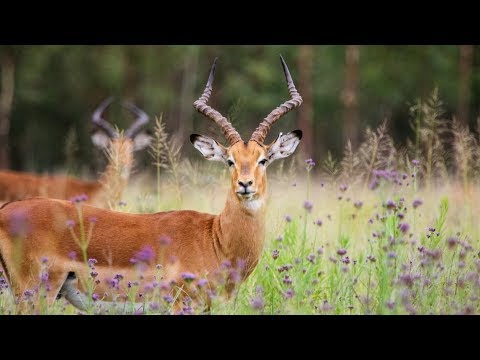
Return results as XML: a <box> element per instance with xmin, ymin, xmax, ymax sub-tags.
<box><xmin>92</xmin><ymin>97</ymin><xmax>150</xmax><ymax>138</ymax></box>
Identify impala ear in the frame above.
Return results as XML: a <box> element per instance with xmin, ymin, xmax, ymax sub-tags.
<box><xmin>190</xmin><ymin>134</ymin><xmax>228</xmax><ymax>162</ymax></box>
<box><xmin>266</xmin><ymin>130</ymin><xmax>302</xmax><ymax>163</ymax></box>
<box><xmin>132</xmin><ymin>131</ymin><xmax>152</xmax><ymax>151</ymax></box>
<box><xmin>91</xmin><ymin>130</ymin><xmax>111</xmax><ymax>149</ymax></box>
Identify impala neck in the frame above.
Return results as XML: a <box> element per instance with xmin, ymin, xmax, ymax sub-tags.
<box><xmin>94</xmin><ymin>143</ymin><xmax>133</xmax><ymax>207</ymax></box>
<box><xmin>215</xmin><ymin>188</ymin><xmax>266</xmax><ymax>275</ymax></box>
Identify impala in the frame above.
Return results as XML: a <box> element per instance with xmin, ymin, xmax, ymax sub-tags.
<box><xmin>0</xmin><ymin>98</ymin><xmax>151</xmax><ymax>208</ymax></box>
<box><xmin>0</xmin><ymin>56</ymin><xmax>302</xmax><ymax>312</ymax></box>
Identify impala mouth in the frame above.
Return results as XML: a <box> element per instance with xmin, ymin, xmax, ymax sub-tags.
<box><xmin>236</xmin><ymin>190</ymin><xmax>256</xmax><ymax>197</ymax></box>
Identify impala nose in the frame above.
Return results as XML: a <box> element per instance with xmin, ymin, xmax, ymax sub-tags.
<box><xmin>238</xmin><ymin>180</ymin><xmax>253</xmax><ymax>188</ymax></box>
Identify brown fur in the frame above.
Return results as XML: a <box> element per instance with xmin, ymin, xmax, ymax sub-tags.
<box><xmin>0</xmin><ymin>137</ymin><xmax>134</xmax><ymax>208</ymax></box>
<box><xmin>0</xmin><ymin>141</ymin><xmax>271</xmax><ymax>309</ymax></box>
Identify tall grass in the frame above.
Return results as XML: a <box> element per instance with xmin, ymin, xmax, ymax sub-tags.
<box><xmin>2</xmin><ymin>90</ymin><xmax>480</xmax><ymax>314</ymax></box>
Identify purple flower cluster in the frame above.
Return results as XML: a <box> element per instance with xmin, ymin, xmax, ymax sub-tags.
<box><xmin>181</xmin><ymin>272</ymin><xmax>197</xmax><ymax>282</ymax></box>
<box><xmin>70</xmin><ymin>194</ymin><xmax>88</xmax><ymax>204</ymax></box>
<box><xmin>131</xmin><ymin>245</ymin><xmax>155</xmax><ymax>264</ymax></box>
<box><xmin>303</xmin><ymin>200</ymin><xmax>314</xmax><ymax>213</ymax></box>
<box><xmin>272</xmin><ymin>249</ymin><xmax>280</xmax><ymax>260</ymax></box>
<box><xmin>305</xmin><ymin>158</ymin><xmax>316</xmax><ymax>170</ymax></box>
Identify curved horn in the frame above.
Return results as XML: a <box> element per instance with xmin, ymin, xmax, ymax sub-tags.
<box><xmin>194</xmin><ymin>58</ymin><xmax>242</xmax><ymax>146</ymax></box>
<box><xmin>92</xmin><ymin>97</ymin><xmax>117</xmax><ymax>138</ymax></box>
<box><xmin>123</xmin><ymin>101</ymin><xmax>150</xmax><ymax>138</ymax></box>
<box><xmin>250</xmin><ymin>55</ymin><xmax>303</xmax><ymax>144</ymax></box>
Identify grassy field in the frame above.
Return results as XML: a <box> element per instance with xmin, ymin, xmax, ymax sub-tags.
<box><xmin>1</xmin><ymin>92</ymin><xmax>480</xmax><ymax>315</ymax></box>
<box><xmin>1</xmin><ymin>162</ymin><xmax>479</xmax><ymax>315</ymax></box>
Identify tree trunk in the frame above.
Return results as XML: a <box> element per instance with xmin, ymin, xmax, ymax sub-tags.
<box><xmin>296</xmin><ymin>45</ymin><xmax>314</xmax><ymax>158</ymax></box>
<box><xmin>0</xmin><ymin>49</ymin><xmax>15</xmax><ymax>169</ymax></box>
<box><xmin>177</xmin><ymin>46</ymin><xmax>199</xmax><ymax>140</ymax></box>
<box><xmin>341</xmin><ymin>45</ymin><xmax>360</xmax><ymax>148</ymax></box>
<box><xmin>458</xmin><ymin>45</ymin><xmax>473</xmax><ymax>126</ymax></box>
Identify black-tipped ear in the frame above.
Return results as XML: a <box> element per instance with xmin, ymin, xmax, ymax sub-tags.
<box><xmin>292</xmin><ymin>129</ymin><xmax>303</xmax><ymax>140</ymax></box>
<box><xmin>190</xmin><ymin>134</ymin><xmax>200</xmax><ymax>145</ymax></box>
<box><xmin>190</xmin><ymin>133</ymin><xmax>228</xmax><ymax>162</ymax></box>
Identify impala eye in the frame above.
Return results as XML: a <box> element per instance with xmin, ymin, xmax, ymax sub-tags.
<box><xmin>227</xmin><ymin>160</ymin><xmax>234</xmax><ymax>167</ymax></box>
<box><xmin>259</xmin><ymin>159</ymin><xmax>268</xmax><ymax>166</ymax></box>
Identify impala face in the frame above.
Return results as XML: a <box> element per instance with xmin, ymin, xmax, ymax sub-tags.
<box><xmin>190</xmin><ymin>130</ymin><xmax>302</xmax><ymax>202</ymax></box>
<box><xmin>191</xmin><ymin>55</ymin><xmax>303</xmax><ymax>207</ymax></box>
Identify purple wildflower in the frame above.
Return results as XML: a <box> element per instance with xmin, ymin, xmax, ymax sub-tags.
<box><xmin>181</xmin><ymin>272</ymin><xmax>196</xmax><ymax>282</ymax></box>
<box><xmin>398</xmin><ymin>222</ymin><xmax>410</xmax><ymax>234</ymax></box>
<box><xmin>68</xmin><ymin>251</ymin><xmax>77</xmax><ymax>260</ymax></box>
<box><xmin>134</xmin><ymin>245</ymin><xmax>155</xmax><ymax>263</ymax></box>
<box><xmin>284</xmin><ymin>289</ymin><xmax>295</xmax><ymax>299</ymax></box>
<box><xmin>66</xmin><ymin>220</ymin><xmax>75</xmax><ymax>229</ymax></box>
<box><xmin>307</xmin><ymin>253</ymin><xmax>316</xmax><ymax>264</ymax></box>
<box><xmin>90</xmin><ymin>271</ymin><xmax>98</xmax><ymax>279</ymax></box>
<box><xmin>283</xmin><ymin>275</ymin><xmax>292</xmax><ymax>285</ymax></box>
<box><xmin>315</xmin><ymin>219</ymin><xmax>323</xmax><ymax>226</ymax></box>
<box><xmin>41</xmin><ymin>256</ymin><xmax>48</xmax><ymax>264</ymax></box>
<box><xmin>149</xmin><ymin>302</ymin><xmax>160</xmax><ymax>311</ymax></box>
<box><xmin>272</xmin><ymin>249</ymin><xmax>280</xmax><ymax>260</ymax></box>
<box><xmin>342</xmin><ymin>256</ymin><xmax>351</xmax><ymax>264</ymax></box>
<box><xmin>92</xmin><ymin>293</ymin><xmax>99</xmax><ymax>301</ymax></box>
<box><xmin>250</xmin><ymin>296</ymin><xmax>265</xmax><ymax>311</ymax></box>
<box><xmin>369</xmin><ymin>179</ymin><xmax>380</xmax><ymax>190</ymax></box>
<box><xmin>23</xmin><ymin>289</ymin><xmax>36</xmax><ymax>299</ymax></box>
<box><xmin>70</xmin><ymin>194</ymin><xmax>88</xmax><ymax>204</ymax></box>
<box><xmin>317</xmin><ymin>247</ymin><xmax>324</xmax><ymax>255</ymax></box>
<box><xmin>412</xmin><ymin>199</ymin><xmax>423</xmax><ymax>208</ymax></box>
<box><xmin>339</xmin><ymin>184</ymin><xmax>348</xmax><ymax>192</ymax></box>
<box><xmin>303</xmin><ymin>200</ymin><xmax>313</xmax><ymax>213</ymax></box>
<box><xmin>284</xmin><ymin>215</ymin><xmax>292</xmax><ymax>223</ymax></box>
<box><xmin>387</xmin><ymin>251</ymin><xmax>397</xmax><ymax>259</ymax></box>
<box><xmin>40</xmin><ymin>272</ymin><xmax>49</xmax><ymax>283</ymax></box>
<box><xmin>385</xmin><ymin>200</ymin><xmax>396</xmax><ymax>210</ymax></box>
<box><xmin>411</xmin><ymin>159</ymin><xmax>420</xmax><ymax>167</ymax></box>
<box><xmin>88</xmin><ymin>258</ymin><xmax>97</xmax><ymax>268</ymax></box>
<box><xmin>447</xmin><ymin>237</ymin><xmax>458</xmax><ymax>249</ymax></box>
<box><xmin>197</xmin><ymin>278</ymin><xmax>208</xmax><ymax>288</ymax></box>
<box><xmin>354</xmin><ymin>201</ymin><xmax>363</xmax><ymax>209</ymax></box>
<box><xmin>337</xmin><ymin>248</ymin><xmax>347</xmax><ymax>256</ymax></box>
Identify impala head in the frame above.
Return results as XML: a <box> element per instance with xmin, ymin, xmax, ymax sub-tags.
<box><xmin>90</xmin><ymin>97</ymin><xmax>151</xmax><ymax>156</ymax></box>
<box><xmin>191</xmin><ymin>56</ymin><xmax>303</xmax><ymax>206</ymax></box>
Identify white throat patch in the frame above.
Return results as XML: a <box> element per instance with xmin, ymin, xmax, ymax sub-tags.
<box><xmin>243</xmin><ymin>199</ymin><xmax>264</xmax><ymax>212</ymax></box>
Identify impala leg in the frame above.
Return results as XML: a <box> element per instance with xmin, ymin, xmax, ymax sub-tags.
<box><xmin>58</xmin><ymin>272</ymin><xmax>89</xmax><ymax>311</ymax></box>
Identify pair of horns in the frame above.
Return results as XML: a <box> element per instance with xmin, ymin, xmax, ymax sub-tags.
<box><xmin>92</xmin><ymin>97</ymin><xmax>149</xmax><ymax>139</ymax></box>
<box><xmin>194</xmin><ymin>56</ymin><xmax>303</xmax><ymax>145</ymax></box>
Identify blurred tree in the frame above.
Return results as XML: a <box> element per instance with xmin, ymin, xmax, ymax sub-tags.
<box><xmin>0</xmin><ymin>45</ymin><xmax>477</xmax><ymax>174</ymax></box>
<box><xmin>458</xmin><ymin>45</ymin><xmax>473</xmax><ymax>126</ymax></box>
<box><xmin>341</xmin><ymin>45</ymin><xmax>360</xmax><ymax>148</ymax></box>
<box><xmin>177</xmin><ymin>46</ymin><xmax>199</xmax><ymax>139</ymax></box>
<box><xmin>0</xmin><ymin>46</ymin><xmax>15</xmax><ymax>169</ymax></box>
<box><xmin>297</xmin><ymin>45</ymin><xmax>314</xmax><ymax>157</ymax></box>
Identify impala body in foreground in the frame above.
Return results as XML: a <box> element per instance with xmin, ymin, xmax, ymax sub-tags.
<box><xmin>0</xmin><ymin>57</ymin><xmax>302</xmax><ymax>312</ymax></box>
<box><xmin>0</xmin><ymin>98</ymin><xmax>151</xmax><ymax>208</ymax></box>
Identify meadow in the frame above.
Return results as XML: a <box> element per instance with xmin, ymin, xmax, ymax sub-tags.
<box><xmin>1</xmin><ymin>91</ymin><xmax>480</xmax><ymax>315</ymax></box>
